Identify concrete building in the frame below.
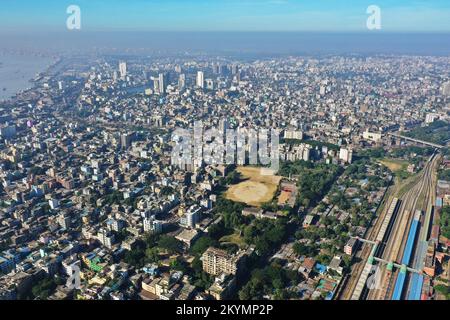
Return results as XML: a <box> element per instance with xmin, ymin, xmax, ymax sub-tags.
<box><xmin>119</xmin><ymin>61</ymin><xmax>127</xmax><ymax>79</ymax></box>
<box><xmin>344</xmin><ymin>238</ymin><xmax>358</xmax><ymax>255</ymax></box>
<box><xmin>143</xmin><ymin>216</ymin><xmax>163</xmax><ymax>234</ymax></box>
<box><xmin>201</xmin><ymin>247</ymin><xmax>247</xmax><ymax>276</ymax></box>
<box><xmin>363</xmin><ymin>130</ymin><xmax>382</xmax><ymax>143</ymax></box>
<box><xmin>339</xmin><ymin>148</ymin><xmax>353</xmax><ymax>164</ymax></box>
<box><xmin>196</xmin><ymin>71</ymin><xmax>204</xmax><ymax>89</ymax></box>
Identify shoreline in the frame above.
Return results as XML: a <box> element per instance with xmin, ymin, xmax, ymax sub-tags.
<box><xmin>0</xmin><ymin>53</ymin><xmax>58</xmax><ymax>103</ymax></box>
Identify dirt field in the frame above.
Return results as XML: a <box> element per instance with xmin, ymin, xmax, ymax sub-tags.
<box><xmin>277</xmin><ymin>190</ymin><xmax>291</xmax><ymax>205</ymax></box>
<box><xmin>225</xmin><ymin>167</ymin><xmax>281</xmax><ymax>207</ymax></box>
<box><xmin>378</xmin><ymin>158</ymin><xmax>408</xmax><ymax>172</ymax></box>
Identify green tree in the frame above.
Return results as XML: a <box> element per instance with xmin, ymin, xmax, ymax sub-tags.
<box><xmin>158</xmin><ymin>236</ymin><xmax>183</xmax><ymax>254</ymax></box>
<box><xmin>190</xmin><ymin>236</ymin><xmax>218</xmax><ymax>255</ymax></box>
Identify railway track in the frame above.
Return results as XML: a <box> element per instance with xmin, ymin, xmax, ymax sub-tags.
<box><xmin>338</xmin><ymin>191</ymin><xmax>394</xmax><ymax>299</ymax></box>
<box><xmin>370</xmin><ymin>154</ymin><xmax>437</xmax><ymax>299</ymax></box>
<box><xmin>404</xmin><ymin>154</ymin><xmax>440</xmax><ymax>299</ymax></box>
<box><xmin>343</xmin><ymin>153</ymin><xmax>438</xmax><ymax>300</ymax></box>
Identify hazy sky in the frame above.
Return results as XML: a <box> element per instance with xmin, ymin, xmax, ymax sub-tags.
<box><xmin>2</xmin><ymin>0</ymin><xmax>450</xmax><ymax>33</ymax></box>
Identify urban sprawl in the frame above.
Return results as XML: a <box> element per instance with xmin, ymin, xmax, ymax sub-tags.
<box><xmin>0</xmin><ymin>54</ymin><xmax>450</xmax><ymax>300</ymax></box>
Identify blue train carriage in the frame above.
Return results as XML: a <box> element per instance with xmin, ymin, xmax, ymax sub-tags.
<box><xmin>401</xmin><ymin>210</ymin><xmax>422</xmax><ymax>266</ymax></box>
<box><xmin>407</xmin><ymin>273</ymin><xmax>424</xmax><ymax>300</ymax></box>
<box><xmin>392</xmin><ymin>265</ymin><xmax>407</xmax><ymax>300</ymax></box>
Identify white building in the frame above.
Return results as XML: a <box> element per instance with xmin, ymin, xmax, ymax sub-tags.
<box><xmin>442</xmin><ymin>81</ymin><xmax>450</xmax><ymax>96</ymax></box>
<box><xmin>196</xmin><ymin>71</ymin><xmax>204</xmax><ymax>88</ymax></box>
<box><xmin>339</xmin><ymin>148</ymin><xmax>353</xmax><ymax>164</ymax></box>
<box><xmin>143</xmin><ymin>216</ymin><xmax>163</xmax><ymax>234</ymax></box>
<box><xmin>180</xmin><ymin>206</ymin><xmax>202</xmax><ymax>228</ymax></box>
<box><xmin>284</xmin><ymin>129</ymin><xmax>303</xmax><ymax>140</ymax></box>
<box><xmin>57</xmin><ymin>214</ymin><xmax>70</xmax><ymax>229</ymax></box>
<box><xmin>178</xmin><ymin>74</ymin><xmax>186</xmax><ymax>90</ymax></box>
<box><xmin>205</xmin><ymin>79</ymin><xmax>214</xmax><ymax>90</ymax></box>
<box><xmin>49</xmin><ymin>199</ymin><xmax>60</xmax><ymax>210</ymax></box>
<box><xmin>119</xmin><ymin>61</ymin><xmax>127</xmax><ymax>79</ymax></box>
<box><xmin>425</xmin><ymin>113</ymin><xmax>439</xmax><ymax>124</ymax></box>
<box><xmin>362</xmin><ymin>130</ymin><xmax>382</xmax><ymax>143</ymax></box>
<box><xmin>158</xmin><ymin>73</ymin><xmax>167</xmax><ymax>94</ymax></box>
<box><xmin>98</xmin><ymin>229</ymin><xmax>115</xmax><ymax>249</ymax></box>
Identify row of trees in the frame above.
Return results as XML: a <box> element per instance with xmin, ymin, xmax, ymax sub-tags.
<box><xmin>243</xmin><ymin>218</ymin><xmax>288</xmax><ymax>257</ymax></box>
<box><xmin>123</xmin><ymin>234</ymin><xmax>184</xmax><ymax>268</ymax></box>
<box><xmin>440</xmin><ymin>206</ymin><xmax>450</xmax><ymax>239</ymax></box>
<box><xmin>239</xmin><ymin>260</ymin><xmax>303</xmax><ymax>300</ymax></box>
<box><xmin>439</xmin><ymin>169</ymin><xmax>450</xmax><ymax>181</ymax></box>
<box><xmin>279</xmin><ymin>161</ymin><xmax>342</xmax><ymax>209</ymax></box>
<box><xmin>203</xmin><ymin>204</ymin><xmax>289</xmax><ymax>258</ymax></box>
<box><xmin>390</xmin><ymin>146</ymin><xmax>435</xmax><ymax>159</ymax></box>
<box><xmin>405</xmin><ymin>120</ymin><xmax>450</xmax><ymax>145</ymax></box>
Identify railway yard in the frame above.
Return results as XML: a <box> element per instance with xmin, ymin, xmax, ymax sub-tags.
<box><xmin>339</xmin><ymin>152</ymin><xmax>441</xmax><ymax>300</ymax></box>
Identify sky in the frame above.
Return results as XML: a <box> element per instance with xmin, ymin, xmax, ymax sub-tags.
<box><xmin>2</xmin><ymin>0</ymin><xmax>450</xmax><ymax>33</ymax></box>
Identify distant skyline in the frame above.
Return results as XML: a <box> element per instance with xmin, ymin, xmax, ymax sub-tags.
<box><xmin>2</xmin><ymin>0</ymin><xmax>450</xmax><ymax>33</ymax></box>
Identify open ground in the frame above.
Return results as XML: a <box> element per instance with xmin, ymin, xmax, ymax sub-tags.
<box><xmin>225</xmin><ymin>166</ymin><xmax>282</xmax><ymax>207</ymax></box>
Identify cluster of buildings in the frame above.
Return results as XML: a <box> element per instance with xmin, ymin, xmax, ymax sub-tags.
<box><xmin>0</xmin><ymin>53</ymin><xmax>449</xmax><ymax>300</ymax></box>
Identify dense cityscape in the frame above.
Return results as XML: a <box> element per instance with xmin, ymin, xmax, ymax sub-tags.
<box><xmin>0</xmin><ymin>52</ymin><xmax>449</xmax><ymax>301</ymax></box>
<box><xmin>1</xmin><ymin>1</ymin><xmax>450</xmax><ymax>309</ymax></box>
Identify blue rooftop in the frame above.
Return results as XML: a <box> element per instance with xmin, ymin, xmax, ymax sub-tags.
<box><xmin>315</xmin><ymin>263</ymin><xmax>327</xmax><ymax>274</ymax></box>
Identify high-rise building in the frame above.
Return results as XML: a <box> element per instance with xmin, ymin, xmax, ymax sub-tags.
<box><xmin>0</xmin><ymin>125</ymin><xmax>16</xmax><ymax>138</ymax></box>
<box><xmin>49</xmin><ymin>199</ymin><xmax>60</xmax><ymax>210</ymax></box>
<box><xmin>158</xmin><ymin>73</ymin><xmax>167</xmax><ymax>94</ymax></box>
<box><xmin>205</xmin><ymin>79</ymin><xmax>214</xmax><ymax>90</ymax></box>
<box><xmin>153</xmin><ymin>115</ymin><xmax>165</xmax><ymax>127</ymax></box>
<box><xmin>143</xmin><ymin>216</ymin><xmax>163</xmax><ymax>234</ymax></box>
<box><xmin>442</xmin><ymin>81</ymin><xmax>450</xmax><ymax>96</ymax></box>
<box><xmin>320</xmin><ymin>85</ymin><xmax>326</xmax><ymax>96</ymax></box>
<box><xmin>98</xmin><ymin>229</ymin><xmax>115</xmax><ymax>249</ymax></box>
<box><xmin>180</xmin><ymin>206</ymin><xmax>201</xmax><ymax>228</ymax></box>
<box><xmin>196</xmin><ymin>71</ymin><xmax>204</xmax><ymax>88</ymax></box>
<box><xmin>178</xmin><ymin>74</ymin><xmax>186</xmax><ymax>90</ymax></box>
<box><xmin>121</xmin><ymin>133</ymin><xmax>133</xmax><ymax>150</ymax></box>
<box><xmin>153</xmin><ymin>77</ymin><xmax>160</xmax><ymax>93</ymax></box>
<box><xmin>344</xmin><ymin>238</ymin><xmax>358</xmax><ymax>255</ymax></box>
<box><xmin>230</xmin><ymin>64</ymin><xmax>239</xmax><ymax>75</ymax></box>
<box><xmin>219</xmin><ymin>119</ymin><xmax>228</xmax><ymax>134</ymax></box>
<box><xmin>213</xmin><ymin>63</ymin><xmax>220</xmax><ymax>74</ymax></box>
<box><xmin>201</xmin><ymin>247</ymin><xmax>247</xmax><ymax>276</ymax></box>
<box><xmin>339</xmin><ymin>148</ymin><xmax>353</xmax><ymax>164</ymax></box>
<box><xmin>119</xmin><ymin>61</ymin><xmax>127</xmax><ymax>79</ymax></box>
<box><xmin>57</xmin><ymin>213</ymin><xmax>70</xmax><ymax>229</ymax></box>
